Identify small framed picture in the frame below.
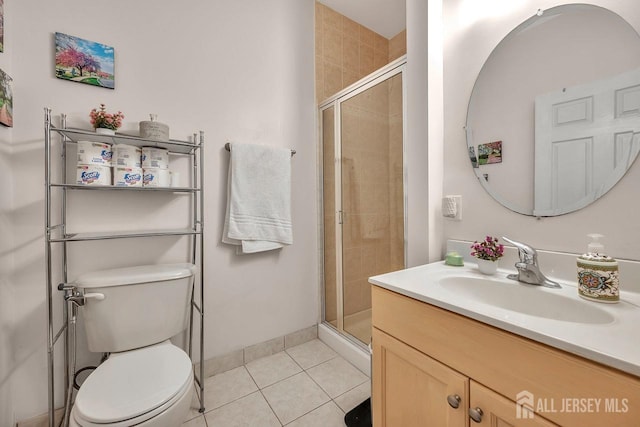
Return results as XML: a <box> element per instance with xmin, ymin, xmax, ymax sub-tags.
<box><xmin>0</xmin><ymin>0</ymin><xmax>4</xmax><ymax>52</ymax></box>
<box><xmin>55</xmin><ymin>32</ymin><xmax>115</xmax><ymax>89</ymax></box>
<box><xmin>478</xmin><ymin>140</ymin><xmax>502</xmax><ymax>165</ymax></box>
<box><xmin>0</xmin><ymin>68</ymin><xmax>13</xmax><ymax>127</ymax></box>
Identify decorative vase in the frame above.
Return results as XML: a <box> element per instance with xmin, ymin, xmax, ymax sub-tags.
<box><xmin>476</xmin><ymin>258</ymin><xmax>498</xmax><ymax>275</ymax></box>
<box><xmin>95</xmin><ymin>127</ymin><xmax>116</xmax><ymax>135</ymax></box>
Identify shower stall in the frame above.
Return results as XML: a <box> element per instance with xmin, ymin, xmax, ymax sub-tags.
<box><xmin>319</xmin><ymin>59</ymin><xmax>406</xmax><ymax>347</ymax></box>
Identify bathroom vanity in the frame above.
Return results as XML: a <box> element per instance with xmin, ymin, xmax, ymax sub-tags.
<box><xmin>370</xmin><ymin>263</ymin><xmax>640</xmax><ymax>426</ymax></box>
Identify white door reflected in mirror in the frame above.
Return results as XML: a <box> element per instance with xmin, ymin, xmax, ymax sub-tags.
<box><xmin>534</xmin><ymin>68</ymin><xmax>640</xmax><ymax>216</ymax></box>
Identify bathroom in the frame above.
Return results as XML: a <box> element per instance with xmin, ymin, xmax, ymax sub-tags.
<box><xmin>0</xmin><ymin>0</ymin><xmax>638</xmax><ymax>426</ymax></box>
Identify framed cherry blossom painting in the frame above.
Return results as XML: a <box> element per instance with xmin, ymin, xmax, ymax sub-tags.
<box><xmin>55</xmin><ymin>32</ymin><xmax>115</xmax><ymax>89</ymax></box>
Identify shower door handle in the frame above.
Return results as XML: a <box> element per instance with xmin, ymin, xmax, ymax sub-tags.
<box><xmin>338</xmin><ymin>210</ymin><xmax>344</xmax><ymax>224</ymax></box>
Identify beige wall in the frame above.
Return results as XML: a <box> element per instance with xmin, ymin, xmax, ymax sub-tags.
<box><xmin>4</xmin><ymin>0</ymin><xmax>317</xmax><ymax>421</ymax></box>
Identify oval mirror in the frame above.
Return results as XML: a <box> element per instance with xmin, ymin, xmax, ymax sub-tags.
<box><xmin>466</xmin><ymin>4</ymin><xmax>640</xmax><ymax>216</ymax></box>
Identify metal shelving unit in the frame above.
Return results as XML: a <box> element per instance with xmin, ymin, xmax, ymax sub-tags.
<box><xmin>44</xmin><ymin>108</ymin><xmax>205</xmax><ymax>426</ymax></box>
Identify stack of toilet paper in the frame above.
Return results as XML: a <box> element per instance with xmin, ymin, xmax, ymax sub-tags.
<box><xmin>142</xmin><ymin>147</ymin><xmax>172</xmax><ymax>187</ymax></box>
<box><xmin>77</xmin><ymin>141</ymin><xmax>113</xmax><ymax>185</ymax></box>
<box><xmin>113</xmin><ymin>144</ymin><xmax>143</xmax><ymax>187</ymax></box>
<box><xmin>76</xmin><ymin>143</ymin><xmax>179</xmax><ymax>188</ymax></box>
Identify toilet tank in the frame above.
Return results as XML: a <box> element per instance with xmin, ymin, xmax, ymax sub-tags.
<box><xmin>74</xmin><ymin>263</ymin><xmax>196</xmax><ymax>353</ymax></box>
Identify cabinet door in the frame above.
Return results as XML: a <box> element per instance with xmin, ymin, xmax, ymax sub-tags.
<box><xmin>372</xmin><ymin>327</ymin><xmax>468</xmax><ymax>427</ymax></box>
<box><xmin>469</xmin><ymin>381</ymin><xmax>558</xmax><ymax>427</ymax></box>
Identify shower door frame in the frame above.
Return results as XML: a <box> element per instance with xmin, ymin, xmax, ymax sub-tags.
<box><xmin>318</xmin><ymin>56</ymin><xmax>408</xmax><ymax>347</ymax></box>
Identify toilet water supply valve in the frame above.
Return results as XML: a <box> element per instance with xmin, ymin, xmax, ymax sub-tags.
<box><xmin>57</xmin><ymin>283</ymin><xmax>105</xmax><ymax>306</ymax></box>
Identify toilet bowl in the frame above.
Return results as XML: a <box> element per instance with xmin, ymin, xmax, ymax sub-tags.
<box><xmin>70</xmin><ymin>341</ymin><xmax>194</xmax><ymax>427</ymax></box>
<box><xmin>69</xmin><ymin>264</ymin><xmax>198</xmax><ymax>427</ymax></box>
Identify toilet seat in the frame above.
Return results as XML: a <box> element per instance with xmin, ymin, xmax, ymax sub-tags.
<box><xmin>72</xmin><ymin>341</ymin><xmax>193</xmax><ymax>426</ymax></box>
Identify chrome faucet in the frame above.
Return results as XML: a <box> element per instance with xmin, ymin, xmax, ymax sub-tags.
<box><xmin>502</xmin><ymin>237</ymin><xmax>561</xmax><ymax>288</ymax></box>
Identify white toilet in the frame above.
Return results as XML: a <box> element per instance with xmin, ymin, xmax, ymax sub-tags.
<box><xmin>69</xmin><ymin>263</ymin><xmax>197</xmax><ymax>427</ymax></box>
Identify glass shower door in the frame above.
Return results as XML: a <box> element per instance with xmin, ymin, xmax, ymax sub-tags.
<box><xmin>321</xmin><ymin>67</ymin><xmax>405</xmax><ymax>346</ymax></box>
<box><xmin>339</xmin><ymin>73</ymin><xmax>404</xmax><ymax>344</ymax></box>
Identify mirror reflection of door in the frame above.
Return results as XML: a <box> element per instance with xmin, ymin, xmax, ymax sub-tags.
<box><xmin>534</xmin><ymin>69</ymin><xmax>640</xmax><ymax>216</ymax></box>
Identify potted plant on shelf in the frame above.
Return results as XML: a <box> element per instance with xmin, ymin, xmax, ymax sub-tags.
<box><xmin>90</xmin><ymin>103</ymin><xmax>124</xmax><ymax>135</ymax></box>
<box><xmin>470</xmin><ymin>236</ymin><xmax>504</xmax><ymax>275</ymax></box>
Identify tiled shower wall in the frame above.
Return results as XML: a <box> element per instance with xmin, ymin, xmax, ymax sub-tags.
<box><xmin>315</xmin><ymin>2</ymin><xmax>407</xmax><ymax>102</ymax></box>
<box><xmin>316</xmin><ymin>2</ymin><xmax>406</xmax><ymax>324</ymax></box>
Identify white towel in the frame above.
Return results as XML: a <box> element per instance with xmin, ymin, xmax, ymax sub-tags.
<box><xmin>222</xmin><ymin>142</ymin><xmax>293</xmax><ymax>254</ymax></box>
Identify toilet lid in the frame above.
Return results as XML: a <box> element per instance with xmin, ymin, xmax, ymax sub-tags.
<box><xmin>74</xmin><ymin>342</ymin><xmax>193</xmax><ymax>424</ymax></box>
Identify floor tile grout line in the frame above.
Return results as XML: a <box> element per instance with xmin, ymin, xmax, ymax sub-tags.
<box><xmin>246</xmin><ymin>363</ymin><xmax>285</xmax><ymax>426</ymax></box>
<box><xmin>245</xmin><ymin>362</ymin><xmax>297</xmax><ymax>426</ymax></box>
<box><xmin>255</xmin><ymin>369</ymin><xmax>304</xmax><ymax>391</ymax></box>
<box><xmin>303</xmin><ymin>356</ymin><xmax>370</xmax><ymax>402</ymax></box>
<box><xmin>199</xmin><ymin>367</ymin><xmax>262</xmax><ymax>415</ymax></box>
<box><xmin>257</xmin><ymin>388</ymin><xmax>285</xmax><ymax>426</ymax></box>
<box><xmin>265</xmin><ymin>370</ymin><xmax>333</xmax><ymax>426</ymax></box>
<box><xmin>246</xmin><ymin>351</ymin><xmax>303</xmax><ymax>389</ymax></box>
<box><xmin>284</xmin><ymin>342</ymin><xmax>340</xmax><ymax>370</ymax></box>
<box><xmin>332</xmin><ymin>377</ymin><xmax>371</xmax><ymax>402</ymax></box>
<box><xmin>281</xmin><ymin>398</ymin><xmax>335</xmax><ymax>426</ymax></box>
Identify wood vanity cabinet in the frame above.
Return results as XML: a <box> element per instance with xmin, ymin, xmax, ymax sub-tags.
<box><xmin>371</xmin><ymin>286</ymin><xmax>640</xmax><ymax>427</ymax></box>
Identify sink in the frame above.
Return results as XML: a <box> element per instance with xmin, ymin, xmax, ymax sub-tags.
<box><xmin>369</xmin><ymin>261</ymin><xmax>640</xmax><ymax>376</ymax></box>
<box><xmin>438</xmin><ymin>276</ymin><xmax>615</xmax><ymax>324</ymax></box>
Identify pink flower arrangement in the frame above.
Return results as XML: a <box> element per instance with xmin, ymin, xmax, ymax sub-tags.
<box><xmin>89</xmin><ymin>104</ymin><xmax>124</xmax><ymax>131</ymax></box>
<box><xmin>470</xmin><ymin>236</ymin><xmax>504</xmax><ymax>261</ymax></box>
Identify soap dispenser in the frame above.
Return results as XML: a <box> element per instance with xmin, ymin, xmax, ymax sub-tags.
<box><xmin>577</xmin><ymin>234</ymin><xmax>619</xmax><ymax>303</ymax></box>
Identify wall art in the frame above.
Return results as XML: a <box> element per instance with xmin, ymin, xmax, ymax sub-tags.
<box><xmin>478</xmin><ymin>140</ymin><xmax>502</xmax><ymax>165</ymax></box>
<box><xmin>0</xmin><ymin>0</ymin><xmax>4</xmax><ymax>52</ymax></box>
<box><xmin>55</xmin><ymin>32</ymin><xmax>114</xmax><ymax>89</ymax></box>
<box><xmin>0</xmin><ymin>68</ymin><xmax>13</xmax><ymax>127</ymax></box>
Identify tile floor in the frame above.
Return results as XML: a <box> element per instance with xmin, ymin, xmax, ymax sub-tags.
<box><xmin>182</xmin><ymin>339</ymin><xmax>371</xmax><ymax>427</ymax></box>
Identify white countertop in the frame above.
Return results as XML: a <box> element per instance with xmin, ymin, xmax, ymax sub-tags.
<box><xmin>369</xmin><ymin>262</ymin><xmax>640</xmax><ymax>377</ymax></box>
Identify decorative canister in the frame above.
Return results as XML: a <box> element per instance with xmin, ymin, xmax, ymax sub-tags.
<box><xmin>139</xmin><ymin>114</ymin><xmax>170</xmax><ymax>141</ymax></box>
<box><xmin>114</xmin><ymin>167</ymin><xmax>143</xmax><ymax>187</ymax></box>
<box><xmin>577</xmin><ymin>234</ymin><xmax>619</xmax><ymax>303</ymax></box>
<box><xmin>76</xmin><ymin>165</ymin><xmax>112</xmax><ymax>186</ymax></box>
<box><xmin>113</xmin><ymin>144</ymin><xmax>142</xmax><ymax>168</ymax></box>
<box><xmin>141</xmin><ymin>147</ymin><xmax>169</xmax><ymax>170</ymax></box>
<box><xmin>77</xmin><ymin>141</ymin><xmax>112</xmax><ymax>166</ymax></box>
<box><xmin>143</xmin><ymin>168</ymin><xmax>171</xmax><ymax>187</ymax></box>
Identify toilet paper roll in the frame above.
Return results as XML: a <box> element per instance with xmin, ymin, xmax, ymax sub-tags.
<box><xmin>141</xmin><ymin>147</ymin><xmax>169</xmax><ymax>170</ymax></box>
<box><xmin>113</xmin><ymin>144</ymin><xmax>142</xmax><ymax>168</ymax></box>
<box><xmin>77</xmin><ymin>141</ymin><xmax>112</xmax><ymax>166</ymax></box>
<box><xmin>76</xmin><ymin>165</ymin><xmax>112</xmax><ymax>186</ymax></box>
<box><xmin>114</xmin><ymin>167</ymin><xmax>143</xmax><ymax>187</ymax></box>
<box><xmin>143</xmin><ymin>168</ymin><xmax>171</xmax><ymax>187</ymax></box>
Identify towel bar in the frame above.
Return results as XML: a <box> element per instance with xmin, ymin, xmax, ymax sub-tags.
<box><xmin>224</xmin><ymin>142</ymin><xmax>296</xmax><ymax>156</ymax></box>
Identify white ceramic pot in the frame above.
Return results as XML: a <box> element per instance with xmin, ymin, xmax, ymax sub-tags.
<box><xmin>95</xmin><ymin>128</ymin><xmax>116</xmax><ymax>135</ymax></box>
<box><xmin>476</xmin><ymin>258</ymin><xmax>498</xmax><ymax>275</ymax></box>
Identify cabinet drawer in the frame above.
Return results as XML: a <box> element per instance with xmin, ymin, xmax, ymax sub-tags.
<box><xmin>372</xmin><ymin>286</ymin><xmax>640</xmax><ymax>426</ymax></box>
